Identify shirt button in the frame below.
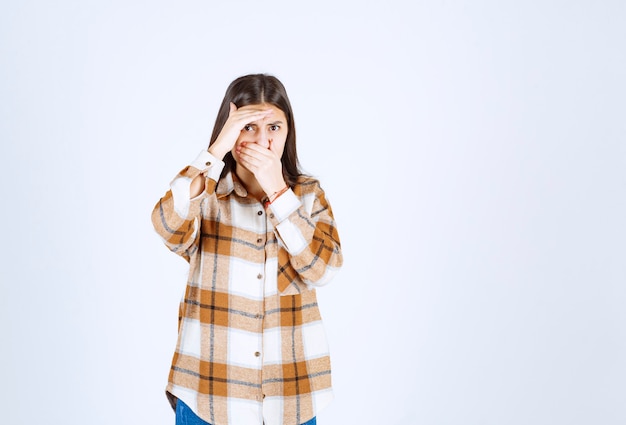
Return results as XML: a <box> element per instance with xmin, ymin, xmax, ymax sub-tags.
<box><xmin>257</xmin><ymin>210</ymin><xmax>263</xmax><ymax>216</ymax></box>
<box><xmin>255</xmin><ymin>313</ymin><xmax>263</xmax><ymax>319</ymax></box>
<box><xmin>205</xmin><ymin>161</ymin><xmax>211</xmax><ymax>166</ymax></box>
<box><xmin>257</xmin><ymin>238</ymin><xmax>263</xmax><ymax>244</ymax></box>
<box><xmin>254</xmin><ymin>351</ymin><xmax>261</xmax><ymax>357</ymax></box>
<box><xmin>257</xmin><ymin>274</ymin><xmax>263</xmax><ymax>279</ymax></box>
<box><xmin>269</xmin><ymin>213</ymin><xmax>274</xmax><ymax>219</ymax></box>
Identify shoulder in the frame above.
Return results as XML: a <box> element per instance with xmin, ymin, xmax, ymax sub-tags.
<box><xmin>292</xmin><ymin>175</ymin><xmax>324</xmax><ymax>196</ymax></box>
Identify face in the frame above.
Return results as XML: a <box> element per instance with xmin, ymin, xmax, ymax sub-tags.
<box><xmin>231</xmin><ymin>103</ymin><xmax>288</xmax><ymax>163</ymax></box>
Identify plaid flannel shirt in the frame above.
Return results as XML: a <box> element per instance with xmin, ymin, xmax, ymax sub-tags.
<box><xmin>151</xmin><ymin>150</ymin><xmax>343</xmax><ymax>425</ymax></box>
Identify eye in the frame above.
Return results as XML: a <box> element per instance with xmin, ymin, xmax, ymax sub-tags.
<box><xmin>243</xmin><ymin>124</ymin><xmax>254</xmax><ymax>132</ymax></box>
<box><xmin>269</xmin><ymin>124</ymin><xmax>280</xmax><ymax>132</ymax></box>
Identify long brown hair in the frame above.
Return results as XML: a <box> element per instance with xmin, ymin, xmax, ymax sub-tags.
<box><xmin>208</xmin><ymin>74</ymin><xmax>303</xmax><ymax>186</ymax></box>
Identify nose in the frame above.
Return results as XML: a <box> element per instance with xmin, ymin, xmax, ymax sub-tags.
<box><xmin>255</xmin><ymin>128</ymin><xmax>270</xmax><ymax>148</ymax></box>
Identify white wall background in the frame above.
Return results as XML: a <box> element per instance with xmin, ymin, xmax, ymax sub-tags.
<box><xmin>1</xmin><ymin>1</ymin><xmax>625</xmax><ymax>424</ymax></box>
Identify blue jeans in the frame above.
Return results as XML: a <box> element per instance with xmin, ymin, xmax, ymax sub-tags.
<box><xmin>175</xmin><ymin>399</ymin><xmax>317</xmax><ymax>425</ymax></box>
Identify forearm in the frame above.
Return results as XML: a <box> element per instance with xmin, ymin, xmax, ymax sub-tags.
<box><xmin>190</xmin><ymin>174</ymin><xmax>205</xmax><ymax>198</ymax></box>
<box><xmin>152</xmin><ymin>149</ymin><xmax>225</xmax><ymax>257</ymax></box>
<box><xmin>270</xmin><ymin>184</ymin><xmax>343</xmax><ymax>288</ymax></box>
<box><xmin>151</xmin><ymin>191</ymin><xmax>201</xmax><ymax>258</ymax></box>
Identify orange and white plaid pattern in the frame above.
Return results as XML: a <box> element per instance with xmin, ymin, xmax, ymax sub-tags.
<box><xmin>152</xmin><ymin>151</ymin><xmax>343</xmax><ymax>425</ymax></box>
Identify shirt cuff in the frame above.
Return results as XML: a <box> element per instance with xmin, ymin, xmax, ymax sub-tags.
<box><xmin>190</xmin><ymin>150</ymin><xmax>224</xmax><ymax>181</ymax></box>
<box><xmin>170</xmin><ymin>150</ymin><xmax>225</xmax><ymax>217</ymax></box>
<box><xmin>268</xmin><ymin>189</ymin><xmax>301</xmax><ymax>222</ymax></box>
<box><xmin>269</xmin><ymin>190</ymin><xmax>307</xmax><ymax>254</ymax></box>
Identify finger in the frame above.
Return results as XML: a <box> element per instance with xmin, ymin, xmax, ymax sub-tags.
<box><xmin>238</xmin><ymin>152</ymin><xmax>264</xmax><ymax>171</ymax></box>
<box><xmin>235</xmin><ymin>107</ymin><xmax>274</xmax><ymax>121</ymax></box>
<box><xmin>237</xmin><ymin>149</ymin><xmax>266</xmax><ymax>167</ymax></box>
<box><xmin>266</xmin><ymin>140</ymin><xmax>282</xmax><ymax>159</ymax></box>
<box><xmin>229</xmin><ymin>102</ymin><xmax>237</xmax><ymax>115</ymax></box>
<box><xmin>239</xmin><ymin>142</ymin><xmax>274</xmax><ymax>158</ymax></box>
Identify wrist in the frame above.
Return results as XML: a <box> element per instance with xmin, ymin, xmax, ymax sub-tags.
<box><xmin>263</xmin><ymin>178</ymin><xmax>288</xmax><ymax>197</ymax></box>
<box><xmin>208</xmin><ymin>143</ymin><xmax>230</xmax><ymax>160</ymax></box>
<box><xmin>263</xmin><ymin>185</ymin><xmax>289</xmax><ymax>207</ymax></box>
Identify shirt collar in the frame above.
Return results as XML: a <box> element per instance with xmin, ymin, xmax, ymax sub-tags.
<box><xmin>216</xmin><ymin>171</ymin><xmax>249</xmax><ymax>199</ymax></box>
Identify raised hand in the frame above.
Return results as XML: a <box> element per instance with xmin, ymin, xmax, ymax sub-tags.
<box><xmin>236</xmin><ymin>138</ymin><xmax>287</xmax><ymax>197</ymax></box>
<box><xmin>209</xmin><ymin>102</ymin><xmax>274</xmax><ymax>160</ymax></box>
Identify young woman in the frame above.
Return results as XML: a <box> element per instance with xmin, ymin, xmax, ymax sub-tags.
<box><xmin>152</xmin><ymin>74</ymin><xmax>343</xmax><ymax>425</ymax></box>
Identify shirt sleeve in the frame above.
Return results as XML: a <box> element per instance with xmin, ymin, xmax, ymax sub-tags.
<box><xmin>269</xmin><ymin>181</ymin><xmax>343</xmax><ymax>290</ymax></box>
<box><xmin>151</xmin><ymin>150</ymin><xmax>225</xmax><ymax>261</ymax></box>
